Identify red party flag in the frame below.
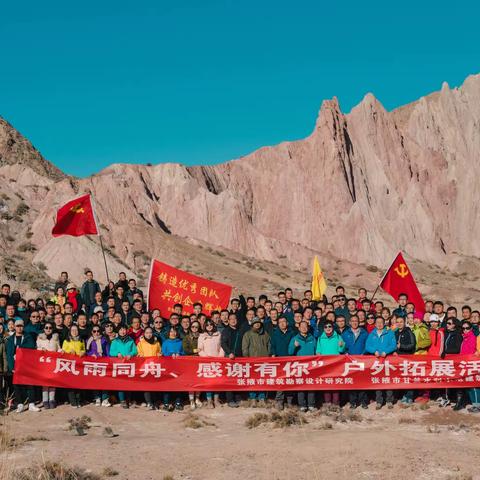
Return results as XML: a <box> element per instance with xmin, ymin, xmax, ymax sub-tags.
<box><xmin>52</xmin><ymin>194</ymin><xmax>98</xmax><ymax>237</ymax></box>
<box><xmin>380</xmin><ymin>252</ymin><xmax>425</xmax><ymax>313</ymax></box>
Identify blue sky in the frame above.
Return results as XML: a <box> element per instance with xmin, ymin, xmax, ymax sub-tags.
<box><xmin>0</xmin><ymin>0</ymin><xmax>478</xmax><ymax>177</ymax></box>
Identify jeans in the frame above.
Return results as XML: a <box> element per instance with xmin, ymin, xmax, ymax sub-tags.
<box><xmin>349</xmin><ymin>391</ymin><xmax>368</xmax><ymax>407</ymax></box>
<box><xmin>248</xmin><ymin>392</ymin><xmax>266</xmax><ymax>401</ymax></box>
<box><xmin>93</xmin><ymin>391</ymin><xmax>109</xmax><ymax>401</ymax></box>
<box><xmin>375</xmin><ymin>390</ymin><xmax>394</xmax><ymax>405</ymax></box>
<box><xmin>275</xmin><ymin>391</ymin><xmax>293</xmax><ymax>405</ymax></box>
<box><xmin>298</xmin><ymin>391</ymin><xmax>315</xmax><ymax>408</ymax></box>
<box><xmin>469</xmin><ymin>388</ymin><xmax>480</xmax><ymax>406</ymax></box>
<box><xmin>163</xmin><ymin>393</ymin><xmax>182</xmax><ymax>405</ymax></box>
<box><xmin>226</xmin><ymin>391</ymin><xmax>242</xmax><ymax>404</ymax></box>
<box><xmin>118</xmin><ymin>391</ymin><xmax>131</xmax><ymax>403</ymax></box>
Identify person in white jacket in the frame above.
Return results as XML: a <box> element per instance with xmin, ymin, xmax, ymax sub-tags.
<box><xmin>198</xmin><ymin>320</ymin><xmax>224</xmax><ymax>408</ymax></box>
<box><xmin>36</xmin><ymin>322</ymin><xmax>62</xmax><ymax>409</ymax></box>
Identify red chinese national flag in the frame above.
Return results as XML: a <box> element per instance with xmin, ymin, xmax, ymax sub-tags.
<box><xmin>52</xmin><ymin>194</ymin><xmax>98</xmax><ymax>237</ymax></box>
<box><xmin>148</xmin><ymin>259</ymin><xmax>232</xmax><ymax>318</ymax></box>
<box><xmin>380</xmin><ymin>252</ymin><xmax>425</xmax><ymax>313</ymax></box>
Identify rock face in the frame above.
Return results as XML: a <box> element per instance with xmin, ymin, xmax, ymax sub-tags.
<box><xmin>1</xmin><ymin>73</ymin><xmax>480</xmax><ymax>288</ymax></box>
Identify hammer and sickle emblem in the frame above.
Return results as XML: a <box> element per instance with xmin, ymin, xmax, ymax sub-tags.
<box><xmin>70</xmin><ymin>204</ymin><xmax>85</xmax><ymax>214</ymax></box>
<box><xmin>394</xmin><ymin>263</ymin><xmax>409</xmax><ymax>278</ymax></box>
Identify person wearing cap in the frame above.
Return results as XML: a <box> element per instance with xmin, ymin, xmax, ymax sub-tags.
<box><xmin>6</xmin><ymin>319</ymin><xmax>38</xmax><ymax>413</ymax></box>
<box><xmin>242</xmin><ymin>316</ymin><xmax>270</xmax><ymax>407</ymax></box>
<box><xmin>427</xmin><ymin>314</ymin><xmax>444</xmax><ymax>356</ymax></box>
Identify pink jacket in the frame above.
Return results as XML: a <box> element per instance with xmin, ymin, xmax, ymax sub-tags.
<box><xmin>460</xmin><ymin>330</ymin><xmax>477</xmax><ymax>354</ymax></box>
<box><xmin>198</xmin><ymin>332</ymin><xmax>224</xmax><ymax>357</ymax></box>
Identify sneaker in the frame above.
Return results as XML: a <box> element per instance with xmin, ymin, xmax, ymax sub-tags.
<box><xmin>361</xmin><ymin>403</ymin><xmax>369</xmax><ymax>410</ymax></box>
<box><xmin>195</xmin><ymin>398</ymin><xmax>203</xmax><ymax>408</ymax></box>
<box><xmin>43</xmin><ymin>401</ymin><xmax>50</xmax><ymax>410</ymax></box>
<box><xmin>49</xmin><ymin>401</ymin><xmax>56</xmax><ymax>409</ymax></box>
<box><xmin>101</xmin><ymin>399</ymin><xmax>111</xmax><ymax>407</ymax></box>
<box><xmin>95</xmin><ymin>399</ymin><xmax>101</xmax><ymax>407</ymax></box>
<box><xmin>308</xmin><ymin>407</ymin><xmax>318</xmax><ymax>413</ymax></box>
<box><xmin>162</xmin><ymin>404</ymin><xmax>170</xmax><ymax>411</ymax></box>
<box><xmin>300</xmin><ymin>406</ymin><xmax>308</xmax><ymax>412</ymax></box>
<box><xmin>190</xmin><ymin>400</ymin><xmax>196</xmax><ymax>410</ymax></box>
<box><xmin>228</xmin><ymin>401</ymin><xmax>238</xmax><ymax>408</ymax></box>
<box><xmin>350</xmin><ymin>403</ymin><xmax>357</xmax><ymax>410</ymax></box>
<box><xmin>467</xmin><ymin>406</ymin><xmax>480</xmax><ymax>413</ymax></box>
<box><xmin>452</xmin><ymin>403</ymin><xmax>463</xmax><ymax>411</ymax></box>
<box><xmin>387</xmin><ymin>402</ymin><xmax>394</xmax><ymax>409</ymax></box>
<box><xmin>147</xmin><ymin>403</ymin><xmax>155</xmax><ymax>411</ymax></box>
<box><xmin>121</xmin><ymin>401</ymin><xmax>129</xmax><ymax>409</ymax></box>
<box><xmin>175</xmin><ymin>403</ymin><xmax>184</xmax><ymax>411</ymax></box>
<box><xmin>375</xmin><ymin>403</ymin><xmax>382</xmax><ymax>410</ymax></box>
<box><xmin>16</xmin><ymin>404</ymin><xmax>25</xmax><ymax>413</ymax></box>
<box><xmin>438</xmin><ymin>398</ymin><xmax>450</xmax><ymax>408</ymax></box>
<box><xmin>28</xmin><ymin>403</ymin><xmax>41</xmax><ymax>412</ymax></box>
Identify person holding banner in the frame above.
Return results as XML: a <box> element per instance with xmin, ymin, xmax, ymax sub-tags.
<box><xmin>137</xmin><ymin>327</ymin><xmax>162</xmax><ymax>410</ymax></box>
<box><xmin>161</xmin><ymin>328</ymin><xmax>185</xmax><ymax>411</ymax></box>
<box><xmin>365</xmin><ymin>317</ymin><xmax>397</xmax><ymax>409</ymax></box>
<box><xmin>86</xmin><ymin>325</ymin><xmax>111</xmax><ymax>407</ymax></box>
<box><xmin>109</xmin><ymin>325</ymin><xmax>137</xmax><ymax>409</ymax></box>
<box><xmin>198</xmin><ymin>320</ymin><xmax>224</xmax><ymax>408</ymax></box>
<box><xmin>183</xmin><ymin>320</ymin><xmax>203</xmax><ymax>410</ymax></box>
<box><xmin>62</xmin><ymin>325</ymin><xmax>86</xmax><ymax>408</ymax></box>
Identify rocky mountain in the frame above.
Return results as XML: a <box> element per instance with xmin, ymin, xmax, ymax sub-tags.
<box><xmin>1</xmin><ymin>74</ymin><xmax>480</xmax><ymax>303</ymax></box>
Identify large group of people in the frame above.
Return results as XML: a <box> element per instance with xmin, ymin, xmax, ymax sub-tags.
<box><xmin>1</xmin><ymin>270</ymin><xmax>479</xmax><ymax>414</ymax></box>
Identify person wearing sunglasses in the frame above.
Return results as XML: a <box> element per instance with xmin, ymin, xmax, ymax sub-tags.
<box><xmin>316</xmin><ymin>321</ymin><xmax>345</xmax><ymax>407</ymax></box>
<box><xmin>458</xmin><ymin>321</ymin><xmax>477</xmax><ymax>412</ymax></box>
<box><xmin>437</xmin><ymin>319</ymin><xmax>463</xmax><ymax>408</ymax></box>
<box><xmin>86</xmin><ymin>326</ymin><xmax>111</xmax><ymax>407</ymax></box>
<box><xmin>36</xmin><ymin>322</ymin><xmax>62</xmax><ymax>408</ymax></box>
<box><xmin>183</xmin><ymin>321</ymin><xmax>203</xmax><ymax>410</ymax></box>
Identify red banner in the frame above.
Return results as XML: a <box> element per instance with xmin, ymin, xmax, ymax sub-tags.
<box><xmin>147</xmin><ymin>259</ymin><xmax>232</xmax><ymax>317</ymax></box>
<box><xmin>13</xmin><ymin>349</ymin><xmax>480</xmax><ymax>392</ymax></box>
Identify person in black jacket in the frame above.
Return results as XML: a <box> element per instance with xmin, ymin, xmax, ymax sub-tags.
<box><xmin>6</xmin><ymin>320</ymin><xmax>39</xmax><ymax>413</ymax></box>
<box><xmin>220</xmin><ymin>313</ymin><xmax>247</xmax><ymax>407</ymax></box>
<box><xmin>395</xmin><ymin>316</ymin><xmax>416</xmax><ymax>404</ymax></box>
<box><xmin>439</xmin><ymin>319</ymin><xmax>463</xmax><ymax>409</ymax></box>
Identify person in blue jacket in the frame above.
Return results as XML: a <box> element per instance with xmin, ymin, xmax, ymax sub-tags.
<box><xmin>365</xmin><ymin>316</ymin><xmax>397</xmax><ymax>409</ymax></box>
<box><xmin>161</xmin><ymin>328</ymin><xmax>184</xmax><ymax>411</ymax></box>
<box><xmin>109</xmin><ymin>324</ymin><xmax>137</xmax><ymax>409</ymax></box>
<box><xmin>342</xmin><ymin>314</ymin><xmax>369</xmax><ymax>409</ymax></box>
<box><xmin>288</xmin><ymin>321</ymin><xmax>316</xmax><ymax>412</ymax></box>
<box><xmin>271</xmin><ymin>316</ymin><xmax>295</xmax><ymax>410</ymax></box>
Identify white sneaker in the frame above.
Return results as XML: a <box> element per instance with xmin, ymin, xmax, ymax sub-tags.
<box><xmin>28</xmin><ymin>403</ymin><xmax>41</xmax><ymax>412</ymax></box>
<box><xmin>16</xmin><ymin>404</ymin><xmax>24</xmax><ymax>413</ymax></box>
<box><xmin>195</xmin><ymin>399</ymin><xmax>203</xmax><ymax>408</ymax></box>
<box><xmin>190</xmin><ymin>400</ymin><xmax>196</xmax><ymax>410</ymax></box>
<box><xmin>101</xmin><ymin>399</ymin><xmax>111</xmax><ymax>407</ymax></box>
<box><xmin>95</xmin><ymin>399</ymin><xmax>101</xmax><ymax>406</ymax></box>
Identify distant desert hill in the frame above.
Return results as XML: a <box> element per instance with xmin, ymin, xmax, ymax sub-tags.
<box><xmin>1</xmin><ymin>74</ymin><xmax>480</xmax><ymax>304</ymax></box>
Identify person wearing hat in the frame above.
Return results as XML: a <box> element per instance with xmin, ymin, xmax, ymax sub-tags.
<box><xmin>242</xmin><ymin>316</ymin><xmax>270</xmax><ymax>407</ymax></box>
<box><xmin>66</xmin><ymin>283</ymin><xmax>83</xmax><ymax>314</ymax></box>
<box><xmin>6</xmin><ymin>319</ymin><xmax>38</xmax><ymax>413</ymax></box>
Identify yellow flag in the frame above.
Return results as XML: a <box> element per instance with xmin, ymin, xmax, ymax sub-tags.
<box><xmin>311</xmin><ymin>256</ymin><xmax>327</xmax><ymax>301</ymax></box>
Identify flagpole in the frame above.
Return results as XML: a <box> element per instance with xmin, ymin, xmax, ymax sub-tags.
<box><xmin>370</xmin><ymin>252</ymin><xmax>401</xmax><ymax>304</ymax></box>
<box><xmin>89</xmin><ymin>179</ymin><xmax>110</xmax><ymax>284</ymax></box>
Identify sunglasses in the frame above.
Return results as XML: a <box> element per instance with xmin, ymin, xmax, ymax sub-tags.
<box><xmin>324</xmin><ymin>325</ymin><xmax>333</xmax><ymax>329</ymax></box>
<box><xmin>191</xmin><ymin>325</ymin><xmax>199</xmax><ymax>329</ymax></box>
<box><xmin>92</xmin><ymin>329</ymin><xmax>101</xmax><ymax>333</ymax></box>
<box><xmin>44</xmin><ymin>327</ymin><xmax>52</xmax><ymax>330</ymax></box>
<box><xmin>462</xmin><ymin>327</ymin><xmax>471</xmax><ymax>331</ymax></box>
<box><xmin>447</xmin><ymin>322</ymin><xmax>455</xmax><ymax>326</ymax></box>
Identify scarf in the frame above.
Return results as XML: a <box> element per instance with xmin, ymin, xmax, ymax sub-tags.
<box><xmin>86</xmin><ymin>337</ymin><xmax>104</xmax><ymax>355</ymax></box>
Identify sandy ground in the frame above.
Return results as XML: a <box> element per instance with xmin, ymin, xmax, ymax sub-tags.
<box><xmin>2</xmin><ymin>400</ymin><xmax>480</xmax><ymax>480</ymax></box>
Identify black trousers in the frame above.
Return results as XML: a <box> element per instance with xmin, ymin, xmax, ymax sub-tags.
<box><xmin>375</xmin><ymin>390</ymin><xmax>393</xmax><ymax>405</ymax></box>
<box><xmin>14</xmin><ymin>384</ymin><xmax>35</xmax><ymax>405</ymax></box>
<box><xmin>349</xmin><ymin>390</ymin><xmax>368</xmax><ymax>406</ymax></box>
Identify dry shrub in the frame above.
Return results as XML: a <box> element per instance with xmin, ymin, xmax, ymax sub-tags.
<box><xmin>15</xmin><ymin>460</ymin><xmax>101</xmax><ymax>480</ymax></box>
<box><xmin>163</xmin><ymin>476</ymin><xmax>175</xmax><ymax>480</ymax></box>
<box><xmin>67</xmin><ymin>416</ymin><xmax>91</xmax><ymax>432</ymax></box>
<box><xmin>315</xmin><ymin>405</ymin><xmax>362</xmax><ymax>423</ymax></box>
<box><xmin>102</xmin><ymin>467</ymin><xmax>119</xmax><ymax>477</ymax></box>
<box><xmin>318</xmin><ymin>422</ymin><xmax>333</xmax><ymax>430</ymax></box>
<box><xmin>245</xmin><ymin>411</ymin><xmax>307</xmax><ymax>429</ymax></box>
<box><xmin>183</xmin><ymin>413</ymin><xmax>215</xmax><ymax>429</ymax></box>
<box><xmin>398</xmin><ymin>417</ymin><xmax>416</xmax><ymax>424</ymax></box>
<box><xmin>427</xmin><ymin>425</ymin><xmax>440</xmax><ymax>434</ymax></box>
